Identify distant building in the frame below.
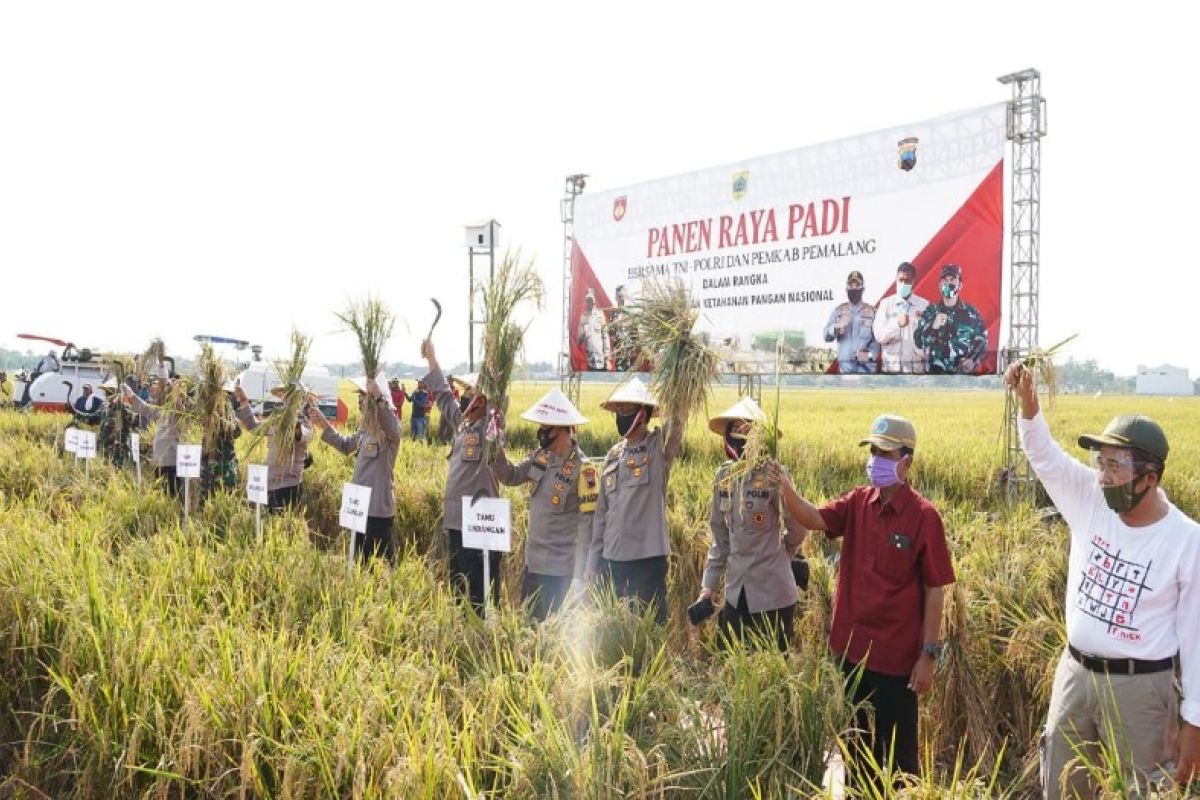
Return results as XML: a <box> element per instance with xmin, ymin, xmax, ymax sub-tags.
<box><xmin>1135</xmin><ymin>364</ymin><xmax>1193</xmax><ymax>396</ymax></box>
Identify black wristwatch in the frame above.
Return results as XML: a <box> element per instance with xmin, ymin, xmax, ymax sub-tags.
<box><xmin>922</xmin><ymin>642</ymin><xmax>945</xmax><ymax>660</ymax></box>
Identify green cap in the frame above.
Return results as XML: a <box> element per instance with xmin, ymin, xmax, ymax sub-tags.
<box><xmin>1078</xmin><ymin>415</ymin><xmax>1169</xmax><ymax>463</ymax></box>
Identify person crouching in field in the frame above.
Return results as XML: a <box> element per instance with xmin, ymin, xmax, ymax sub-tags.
<box><xmin>1006</xmin><ymin>363</ymin><xmax>1200</xmax><ymax>797</ymax></box>
<box><xmin>586</xmin><ymin>376</ymin><xmax>685</xmax><ymax>624</ymax></box>
<box><xmin>421</xmin><ymin>338</ymin><xmax>501</xmax><ymax>616</ymax></box>
<box><xmin>125</xmin><ymin>379</ymin><xmax>184</xmax><ymax>497</ymax></box>
<box><xmin>771</xmin><ymin>414</ymin><xmax>954</xmax><ymax>788</ymax></box>
<box><xmin>309</xmin><ymin>376</ymin><xmax>401</xmax><ymax>563</ymax></box>
<box><xmin>691</xmin><ymin>397</ymin><xmax>805</xmax><ymax>651</ymax></box>
<box><xmin>490</xmin><ymin>389</ymin><xmax>591</xmax><ymax>621</ymax></box>
<box><xmin>234</xmin><ymin>382</ymin><xmax>313</xmax><ymax>513</ymax></box>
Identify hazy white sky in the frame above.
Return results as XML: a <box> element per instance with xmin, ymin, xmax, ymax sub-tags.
<box><xmin>2</xmin><ymin>1</ymin><xmax>1196</xmax><ymax>376</ymax></box>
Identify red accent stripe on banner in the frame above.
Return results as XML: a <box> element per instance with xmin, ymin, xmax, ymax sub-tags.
<box><xmin>867</xmin><ymin>159</ymin><xmax>1005</xmax><ymax>375</ymax></box>
<box><xmin>569</xmin><ymin>242</ymin><xmax>615</xmax><ymax>372</ymax></box>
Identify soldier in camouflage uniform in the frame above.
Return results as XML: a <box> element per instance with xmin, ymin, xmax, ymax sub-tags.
<box><xmin>96</xmin><ymin>378</ymin><xmax>138</xmax><ymax>466</ymax></box>
<box><xmin>913</xmin><ymin>263</ymin><xmax>988</xmax><ymax>375</ymax></box>
<box><xmin>200</xmin><ymin>392</ymin><xmax>241</xmax><ymax>497</ymax></box>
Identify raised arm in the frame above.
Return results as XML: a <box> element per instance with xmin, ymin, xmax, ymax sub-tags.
<box><xmin>766</xmin><ymin>460</ymin><xmax>828</xmax><ymax>532</ymax></box>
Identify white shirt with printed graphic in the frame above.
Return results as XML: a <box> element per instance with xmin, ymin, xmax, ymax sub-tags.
<box><xmin>1019</xmin><ymin>410</ymin><xmax>1200</xmax><ymax>726</ymax></box>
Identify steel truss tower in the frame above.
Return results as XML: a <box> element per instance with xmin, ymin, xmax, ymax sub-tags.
<box><xmin>999</xmin><ymin>68</ymin><xmax>1047</xmax><ymax>500</ymax></box>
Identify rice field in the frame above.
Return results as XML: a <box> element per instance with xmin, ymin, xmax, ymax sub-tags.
<box><xmin>2</xmin><ymin>383</ymin><xmax>1199</xmax><ymax>798</ymax></box>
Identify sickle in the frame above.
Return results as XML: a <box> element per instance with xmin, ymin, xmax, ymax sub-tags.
<box><xmin>427</xmin><ymin>298</ymin><xmax>443</xmax><ymax>339</ymax></box>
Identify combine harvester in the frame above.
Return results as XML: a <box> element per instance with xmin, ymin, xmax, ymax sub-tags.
<box><xmin>194</xmin><ymin>334</ymin><xmax>347</xmax><ymax>425</ymax></box>
<box><xmin>10</xmin><ymin>333</ymin><xmax>117</xmax><ymax>412</ymax></box>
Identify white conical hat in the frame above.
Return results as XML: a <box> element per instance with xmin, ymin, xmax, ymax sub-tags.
<box><xmin>451</xmin><ymin>372</ymin><xmax>479</xmax><ymax>391</ymax></box>
<box><xmin>708</xmin><ymin>396</ymin><xmax>777</xmax><ymax>436</ymax></box>
<box><xmin>349</xmin><ymin>375</ymin><xmax>394</xmax><ymax>409</ymax></box>
<box><xmin>520</xmin><ymin>389</ymin><xmax>588</xmax><ymax>427</ymax></box>
<box><xmin>600</xmin><ymin>374</ymin><xmax>660</xmax><ymax>415</ymax></box>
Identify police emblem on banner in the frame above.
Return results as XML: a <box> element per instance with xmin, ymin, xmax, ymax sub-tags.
<box><xmin>897</xmin><ymin>137</ymin><xmax>919</xmax><ymax>171</ymax></box>
<box><xmin>613</xmin><ymin>195</ymin><xmax>627</xmax><ymax>221</ymax></box>
<box><xmin>732</xmin><ymin>171</ymin><xmax>749</xmax><ymax>200</ymax></box>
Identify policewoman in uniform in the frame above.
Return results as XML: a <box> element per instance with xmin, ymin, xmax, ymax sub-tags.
<box><xmin>491</xmin><ymin>388</ymin><xmax>592</xmax><ymax>620</ymax></box>
<box><xmin>235</xmin><ymin>381</ymin><xmax>314</xmax><ymax>512</ymax></box>
<box><xmin>124</xmin><ymin>378</ymin><xmax>184</xmax><ymax>497</ymax></box>
<box><xmin>421</xmin><ymin>338</ymin><xmax>501</xmax><ymax>614</ymax></box>
<box><xmin>587</xmin><ymin>375</ymin><xmax>685</xmax><ymax>622</ymax></box>
<box><xmin>693</xmin><ymin>397</ymin><xmax>806</xmax><ymax>651</ymax></box>
<box><xmin>309</xmin><ymin>375</ymin><xmax>401</xmax><ymax>563</ymax></box>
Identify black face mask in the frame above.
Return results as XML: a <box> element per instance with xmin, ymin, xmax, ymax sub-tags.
<box><xmin>615</xmin><ymin>409</ymin><xmax>642</xmax><ymax>437</ymax></box>
<box><xmin>724</xmin><ymin>432</ymin><xmax>746</xmax><ymax>460</ymax></box>
<box><xmin>847</xmin><ymin>288</ymin><xmax>864</xmax><ymax>304</ymax></box>
<box><xmin>459</xmin><ymin>394</ymin><xmax>472</xmax><ymax>413</ymax></box>
<box><xmin>537</xmin><ymin>427</ymin><xmax>556</xmax><ymax>449</ymax></box>
<box><xmin>1102</xmin><ymin>476</ymin><xmax>1153</xmax><ymax>514</ymax></box>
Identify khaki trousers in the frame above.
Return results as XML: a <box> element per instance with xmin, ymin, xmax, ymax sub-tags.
<box><xmin>1041</xmin><ymin>649</ymin><xmax>1178</xmax><ymax>799</ymax></box>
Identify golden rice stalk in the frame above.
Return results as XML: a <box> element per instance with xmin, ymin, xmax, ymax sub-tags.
<box><xmin>135</xmin><ymin>337</ymin><xmax>167</xmax><ymax>384</ymax></box>
<box><xmin>248</xmin><ymin>330</ymin><xmax>311</xmax><ymax>469</ymax></box>
<box><xmin>1015</xmin><ymin>333</ymin><xmax>1078</xmax><ymax>406</ymax></box>
<box><xmin>334</xmin><ymin>295</ymin><xmax>395</xmax><ymax>442</ymax></box>
<box><xmin>477</xmin><ymin>250</ymin><xmax>545</xmax><ymax>455</ymax></box>
<box><xmin>189</xmin><ymin>344</ymin><xmax>238</xmax><ymax>452</ymax></box>
<box><xmin>618</xmin><ymin>277</ymin><xmax>720</xmax><ymax>428</ymax></box>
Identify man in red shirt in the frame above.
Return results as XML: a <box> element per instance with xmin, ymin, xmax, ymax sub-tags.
<box><xmin>388</xmin><ymin>379</ymin><xmax>408</xmax><ymax>425</ymax></box>
<box><xmin>771</xmin><ymin>414</ymin><xmax>955</xmax><ymax>786</ymax></box>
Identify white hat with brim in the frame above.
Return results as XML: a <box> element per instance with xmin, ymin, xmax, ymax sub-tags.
<box><xmin>350</xmin><ymin>375</ymin><xmax>395</xmax><ymax>409</ymax></box>
<box><xmin>521</xmin><ymin>389</ymin><xmax>588</xmax><ymax>427</ymax></box>
<box><xmin>708</xmin><ymin>396</ymin><xmax>779</xmax><ymax>436</ymax></box>
<box><xmin>600</xmin><ymin>375</ymin><xmax>660</xmax><ymax>415</ymax></box>
<box><xmin>451</xmin><ymin>372</ymin><xmax>479</xmax><ymax>391</ymax></box>
<box><xmin>270</xmin><ymin>382</ymin><xmax>315</xmax><ymax>400</ymax></box>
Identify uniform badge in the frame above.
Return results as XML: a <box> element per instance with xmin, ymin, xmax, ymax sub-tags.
<box><xmin>562</xmin><ymin>462</ymin><xmax>575</xmax><ymax>476</ymax></box>
<box><xmin>753</xmin><ymin>512</ymin><xmax>766</xmax><ymax>525</ymax></box>
<box><xmin>465</xmin><ymin>447</ymin><xmax>476</xmax><ymax>458</ymax></box>
<box><xmin>465</xmin><ymin>433</ymin><xmax>481</xmax><ymax>446</ymax></box>
<box><xmin>535</xmin><ymin>452</ymin><xmax>550</xmax><ymax>466</ymax></box>
<box><xmin>744</xmin><ymin>500</ymin><xmax>754</xmax><ymax>510</ymax></box>
<box><xmin>627</xmin><ymin>458</ymin><xmax>636</xmax><ymax>468</ymax></box>
<box><xmin>554</xmin><ymin>481</ymin><xmax>566</xmax><ymax>493</ymax></box>
<box><xmin>605</xmin><ymin>475</ymin><xmax>615</xmax><ymax>489</ymax></box>
<box><xmin>633</xmin><ymin>467</ymin><xmax>643</xmax><ymax>478</ymax></box>
<box><xmin>551</xmin><ymin>495</ymin><xmax>561</xmax><ymax>505</ymax></box>
<box><xmin>752</xmin><ymin>479</ymin><xmax>765</xmax><ymax>490</ymax></box>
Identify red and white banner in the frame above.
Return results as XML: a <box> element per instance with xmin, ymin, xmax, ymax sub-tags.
<box><xmin>570</xmin><ymin>103</ymin><xmax>1006</xmax><ymax>376</ymax></box>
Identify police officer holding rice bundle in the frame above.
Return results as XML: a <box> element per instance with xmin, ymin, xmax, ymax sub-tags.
<box><xmin>421</xmin><ymin>337</ymin><xmax>502</xmax><ymax>615</ymax></box>
<box><xmin>691</xmin><ymin>397</ymin><xmax>806</xmax><ymax>650</ymax></box>
<box><xmin>235</xmin><ymin>382</ymin><xmax>314</xmax><ymax>512</ymax></box>
<box><xmin>586</xmin><ymin>375</ymin><xmax>684</xmax><ymax>622</ymax></box>
<box><xmin>309</xmin><ymin>375</ymin><xmax>401</xmax><ymax>563</ymax></box>
<box><xmin>491</xmin><ymin>388</ymin><xmax>592</xmax><ymax>620</ymax></box>
<box><xmin>124</xmin><ymin>378</ymin><xmax>184</xmax><ymax>496</ymax></box>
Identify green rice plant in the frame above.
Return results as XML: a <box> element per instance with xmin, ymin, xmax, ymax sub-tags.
<box><xmin>618</xmin><ymin>277</ymin><xmax>721</xmax><ymax>429</ymax></box>
<box><xmin>334</xmin><ymin>295</ymin><xmax>395</xmax><ymax>443</ymax></box>
<box><xmin>246</xmin><ymin>330</ymin><xmax>312</xmax><ymax>470</ymax></box>
<box><xmin>477</xmin><ymin>250</ymin><xmax>545</xmax><ymax>458</ymax></box>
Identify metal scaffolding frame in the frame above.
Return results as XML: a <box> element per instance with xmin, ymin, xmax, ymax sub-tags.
<box><xmin>999</xmin><ymin>68</ymin><xmax>1047</xmax><ymax>499</ymax></box>
<box><xmin>559</xmin><ymin>174</ymin><xmax>586</xmax><ymax>406</ymax></box>
<box><xmin>466</xmin><ymin>221</ymin><xmax>498</xmax><ymax>373</ymax></box>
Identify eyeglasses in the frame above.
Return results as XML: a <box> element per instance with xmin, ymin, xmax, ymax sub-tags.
<box><xmin>1089</xmin><ymin>450</ymin><xmax>1141</xmax><ymax>475</ymax></box>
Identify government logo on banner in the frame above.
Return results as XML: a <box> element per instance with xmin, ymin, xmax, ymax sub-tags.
<box><xmin>732</xmin><ymin>171</ymin><xmax>749</xmax><ymax>201</ymax></box>
<box><xmin>613</xmin><ymin>196</ymin><xmax>627</xmax><ymax>221</ymax></box>
<box><xmin>568</xmin><ymin>104</ymin><xmax>1006</xmax><ymax>378</ymax></box>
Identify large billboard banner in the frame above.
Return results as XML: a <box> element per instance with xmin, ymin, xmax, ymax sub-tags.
<box><xmin>569</xmin><ymin>104</ymin><xmax>1006</xmax><ymax>375</ymax></box>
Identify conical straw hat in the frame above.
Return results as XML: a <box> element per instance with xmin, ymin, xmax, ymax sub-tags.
<box><xmin>708</xmin><ymin>396</ymin><xmax>781</xmax><ymax>436</ymax></box>
<box><xmin>520</xmin><ymin>389</ymin><xmax>588</xmax><ymax>426</ymax></box>
<box><xmin>600</xmin><ymin>375</ymin><xmax>660</xmax><ymax>415</ymax></box>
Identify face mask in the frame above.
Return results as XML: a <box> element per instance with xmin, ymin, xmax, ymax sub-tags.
<box><xmin>724</xmin><ymin>432</ymin><xmax>746</xmax><ymax>460</ymax></box>
<box><xmin>867</xmin><ymin>454</ymin><xmax>902</xmax><ymax>488</ymax></box>
<box><xmin>615</xmin><ymin>409</ymin><xmax>643</xmax><ymax>437</ymax></box>
<box><xmin>897</xmin><ymin>282</ymin><xmax>913</xmax><ymax>299</ymax></box>
<box><xmin>847</xmin><ymin>288</ymin><xmax>864</xmax><ymax>304</ymax></box>
<box><xmin>537</xmin><ymin>427</ymin><xmax>556</xmax><ymax>449</ymax></box>
<box><xmin>1101</xmin><ymin>476</ymin><xmax>1152</xmax><ymax>514</ymax></box>
<box><xmin>941</xmin><ymin>283</ymin><xmax>960</xmax><ymax>300</ymax></box>
<box><xmin>459</xmin><ymin>394</ymin><xmax>472</xmax><ymax>413</ymax></box>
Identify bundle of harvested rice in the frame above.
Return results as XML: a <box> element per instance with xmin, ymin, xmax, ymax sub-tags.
<box><xmin>334</xmin><ymin>295</ymin><xmax>395</xmax><ymax>442</ymax></box>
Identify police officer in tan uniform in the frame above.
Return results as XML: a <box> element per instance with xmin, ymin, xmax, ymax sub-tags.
<box><xmin>587</xmin><ymin>376</ymin><xmax>685</xmax><ymax>622</ymax></box>
<box><xmin>124</xmin><ymin>378</ymin><xmax>185</xmax><ymax>497</ymax></box>
<box><xmin>491</xmin><ymin>388</ymin><xmax>592</xmax><ymax>620</ymax></box>
<box><xmin>234</xmin><ymin>382</ymin><xmax>314</xmax><ymax>512</ymax></box>
<box><xmin>693</xmin><ymin>397</ymin><xmax>806</xmax><ymax>650</ymax></box>
<box><xmin>421</xmin><ymin>338</ymin><xmax>501</xmax><ymax>614</ymax></box>
<box><xmin>309</xmin><ymin>375</ymin><xmax>401</xmax><ymax>563</ymax></box>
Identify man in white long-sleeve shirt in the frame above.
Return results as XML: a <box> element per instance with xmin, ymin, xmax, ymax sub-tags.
<box><xmin>1006</xmin><ymin>363</ymin><xmax>1200</xmax><ymax>796</ymax></box>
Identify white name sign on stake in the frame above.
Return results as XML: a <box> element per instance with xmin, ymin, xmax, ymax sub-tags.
<box><xmin>339</xmin><ymin>482</ymin><xmax>371</xmax><ymax>533</ymax></box>
<box><xmin>246</xmin><ymin>464</ymin><xmax>269</xmax><ymax>506</ymax></box>
<box><xmin>65</xmin><ymin>427</ymin><xmax>79</xmax><ymax>454</ymax></box>
<box><xmin>461</xmin><ymin>496</ymin><xmax>512</xmax><ymax>553</ymax></box>
<box><xmin>77</xmin><ymin>431</ymin><xmax>97</xmax><ymax>459</ymax></box>
<box><xmin>129</xmin><ymin>432</ymin><xmax>140</xmax><ymax>463</ymax></box>
<box><xmin>176</xmin><ymin>445</ymin><xmax>202</xmax><ymax>479</ymax></box>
